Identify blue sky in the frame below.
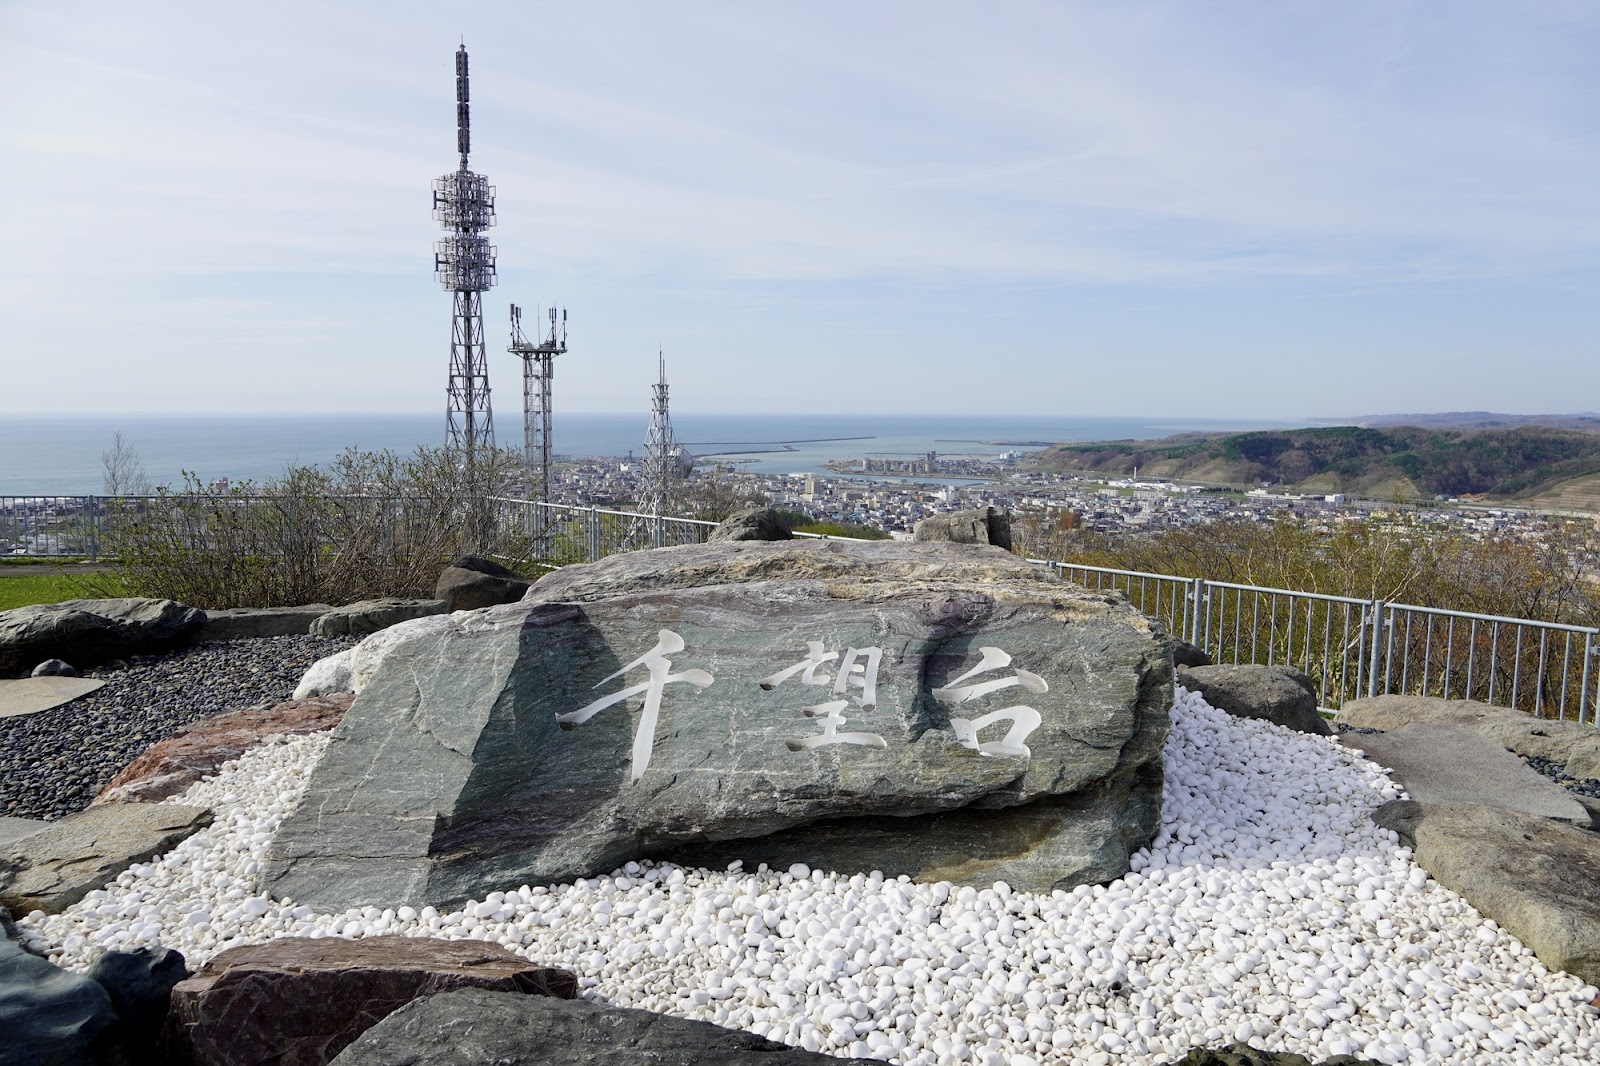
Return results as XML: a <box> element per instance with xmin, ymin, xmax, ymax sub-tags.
<box><xmin>1</xmin><ymin>1</ymin><xmax>1597</xmax><ymax>418</ymax></box>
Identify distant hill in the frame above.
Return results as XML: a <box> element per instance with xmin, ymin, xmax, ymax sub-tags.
<box><xmin>1024</xmin><ymin>425</ymin><xmax>1600</xmax><ymax>504</ymax></box>
<box><xmin>1317</xmin><ymin>412</ymin><xmax>1600</xmax><ymax>432</ymax></box>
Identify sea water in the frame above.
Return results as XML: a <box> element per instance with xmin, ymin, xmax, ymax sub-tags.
<box><xmin>0</xmin><ymin>412</ymin><xmax>1298</xmax><ymax>495</ymax></box>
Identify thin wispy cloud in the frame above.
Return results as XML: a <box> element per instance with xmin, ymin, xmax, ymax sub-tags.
<box><xmin>1</xmin><ymin>0</ymin><xmax>1596</xmax><ymax>415</ymax></box>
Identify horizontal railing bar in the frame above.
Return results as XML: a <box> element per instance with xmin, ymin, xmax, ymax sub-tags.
<box><xmin>1199</xmin><ymin>580</ymin><xmax>1371</xmax><ymax>607</ymax></box>
<box><xmin>1385</xmin><ymin>602</ymin><xmax>1600</xmax><ymax>635</ymax></box>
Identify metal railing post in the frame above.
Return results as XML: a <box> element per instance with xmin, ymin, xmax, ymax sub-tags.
<box><xmin>1581</xmin><ymin>632</ymin><xmax>1596</xmax><ymax>726</ymax></box>
<box><xmin>1187</xmin><ymin>578</ymin><xmax>1205</xmax><ymax>645</ymax></box>
<box><xmin>1367</xmin><ymin>600</ymin><xmax>1387</xmax><ymax>698</ymax></box>
<box><xmin>88</xmin><ymin>496</ymin><xmax>100</xmax><ymax>562</ymax></box>
<box><xmin>588</xmin><ymin>507</ymin><xmax>600</xmax><ymax>562</ymax></box>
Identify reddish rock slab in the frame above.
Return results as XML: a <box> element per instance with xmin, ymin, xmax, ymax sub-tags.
<box><xmin>93</xmin><ymin>694</ymin><xmax>355</xmax><ymax>806</ymax></box>
<box><xmin>162</xmin><ymin>935</ymin><xmax>578</xmax><ymax>1066</ymax></box>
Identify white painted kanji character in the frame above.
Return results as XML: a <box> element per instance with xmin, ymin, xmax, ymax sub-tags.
<box><xmin>757</xmin><ymin>640</ymin><xmax>836</xmax><ymax>690</ymax></box>
<box><xmin>949</xmin><ymin>706</ymin><xmax>1043</xmax><ymax>758</ymax></box>
<box><xmin>556</xmin><ymin>629</ymin><xmax>713</xmax><ymax>784</ymax></box>
<box><xmin>831</xmin><ymin>646</ymin><xmax>882</xmax><ymax>709</ymax></box>
<box><xmin>785</xmin><ymin>699</ymin><xmax>887</xmax><ymax>752</ymax></box>
<box><xmin>932</xmin><ymin>646</ymin><xmax>1048</xmax><ymax>759</ymax></box>
<box><xmin>764</xmin><ymin>642</ymin><xmax>887</xmax><ymax>750</ymax></box>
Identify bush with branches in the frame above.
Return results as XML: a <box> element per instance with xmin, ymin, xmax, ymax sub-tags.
<box><xmin>100</xmin><ymin>445</ymin><xmax>537</xmax><ymax>609</ymax></box>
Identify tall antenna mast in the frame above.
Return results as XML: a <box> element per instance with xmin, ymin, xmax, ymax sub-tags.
<box><xmin>433</xmin><ymin>43</ymin><xmax>496</xmax><ymax>462</ymax></box>
<box><xmin>509</xmin><ymin>303</ymin><xmax>568</xmax><ymax>501</ymax></box>
<box><xmin>640</xmin><ymin>351</ymin><xmax>680</xmax><ymax>520</ymax></box>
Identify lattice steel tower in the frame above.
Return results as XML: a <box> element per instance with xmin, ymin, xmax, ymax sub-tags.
<box><xmin>509</xmin><ymin>303</ymin><xmax>567</xmax><ymax>500</ymax></box>
<box><xmin>433</xmin><ymin>44</ymin><xmax>497</xmax><ymax>460</ymax></box>
<box><xmin>640</xmin><ymin>351</ymin><xmax>679</xmax><ymax>518</ymax></box>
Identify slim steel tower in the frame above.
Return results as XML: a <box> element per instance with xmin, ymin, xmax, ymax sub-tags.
<box><xmin>640</xmin><ymin>351</ymin><xmax>687</xmax><ymax>520</ymax></box>
<box><xmin>434</xmin><ymin>44</ymin><xmax>497</xmax><ymax>460</ymax></box>
<box><xmin>509</xmin><ymin>303</ymin><xmax>567</xmax><ymax>500</ymax></box>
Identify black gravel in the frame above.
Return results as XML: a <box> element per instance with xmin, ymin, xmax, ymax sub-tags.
<box><xmin>1519</xmin><ymin>753</ymin><xmax>1600</xmax><ymax>801</ymax></box>
<box><xmin>1332</xmin><ymin>723</ymin><xmax>1385</xmax><ymax>737</ymax></box>
<box><xmin>0</xmin><ymin>635</ymin><xmax>357</xmax><ymax>821</ymax></box>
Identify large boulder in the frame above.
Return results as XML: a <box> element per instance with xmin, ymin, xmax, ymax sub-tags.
<box><xmin>0</xmin><ymin>928</ymin><xmax>118</xmax><ymax>1065</ymax></box>
<box><xmin>0</xmin><ymin>598</ymin><xmax>204</xmax><ymax>678</ymax></box>
<box><xmin>163</xmin><ymin>936</ymin><xmax>577</xmax><ymax>1066</ymax></box>
<box><xmin>1337</xmin><ymin>694</ymin><xmax>1600</xmax><ymax>781</ymax></box>
<box><xmin>263</xmin><ymin>540</ymin><xmax>1171</xmax><ymax>910</ymax></box>
<box><xmin>912</xmin><ymin>506</ymin><xmax>1012</xmax><ymax>550</ymax></box>
<box><xmin>309</xmin><ymin>599</ymin><xmax>448</xmax><ymax>638</ymax></box>
<box><xmin>435</xmin><ymin>556</ymin><xmax>531</xmax><ymax>612</ymax></box>
<box><xmin>329</xmin><ymin>986</ymin><xmax>873</xmax><ymax>1066</ymax></box>
<box><xmin>93</xmin><ymin>694</ymin><xmax>355</xmax><ymax>805</ymax></box>
<box><xmin>1178</xmin><ymin>664</ymin><xmax>1330</xmax><ymax>736</ymax></box>
<box><xmin>708</xmin><ymin>507</ymin><xmax>792</xmax><ymax>543</ymax></box>
<box><xmin>1371</xmin><ymin>800</ymin><xmax>1600</xmax><ymax>985</ymax></box>
<box><xmin>0</xmin><ymin>803</ymin><xmax>212</xmax><ymax>915</ymax></box>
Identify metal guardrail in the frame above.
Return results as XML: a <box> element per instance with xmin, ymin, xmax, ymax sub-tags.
<box><xmin>1032</xmin><ymin>558</ymin><xmax>1597</xmax><ymax>724</ymax></box>
<box><xmin>7</xmin><ymin>494</ymin><xmax>1596</xmax><ymax>724</ymax></box>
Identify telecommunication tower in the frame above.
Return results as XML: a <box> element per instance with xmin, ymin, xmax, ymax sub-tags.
<box><xmin>433</xmin><ymin>44</ymin><xmax>497</xmax><ymax>460</ymax></box>
<box><xmin>509</xmin><ymin>303</ymin><xmax>568</xmax><ymax>500</ymax></box>
<box><xmin>640</xmin><ymin>352</ymin><xmax>679</xmax><ymax>518</ymax></box>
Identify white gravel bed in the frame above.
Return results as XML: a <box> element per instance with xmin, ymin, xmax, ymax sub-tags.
<box><xmin>19</xmin><ymin>686</ymin><xmax>1600</xmax><ymax>1065</ymax></box>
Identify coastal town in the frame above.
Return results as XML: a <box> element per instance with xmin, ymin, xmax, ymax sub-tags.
<box><xmin>545</xmin><ymin>448</ymin><xmax>1576</xmax><ymax>543</ymax></box>
<box><xmin>3</xmin><ymin>443</ymin><xmax>1589</xmax><ymax>560</ymax></box>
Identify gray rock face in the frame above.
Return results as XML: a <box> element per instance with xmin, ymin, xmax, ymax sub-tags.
<box><xmin>708</xmin><ymin>507</ymin><xmax>792</xmax><ymax>543</ymax></box>
<box><xmin>198</xmin><ymin>604</ymin><xmax>334</xmax><ymax>641</ymax></box>
<box><xmin>329</xmin><ymin>987</ymin><xmax>875</xmax><ymax>1066</ymax></box>
<box><xmin>1171</xmin><ymin>641</ymin><xmax>1211</xmax><ymax>669</ymax></box>
<box><xmin>1337</xmin><ymin>695</ymin><xmax>1600</xmax><ymax>781</ymax></box>
<box><xmin>264</xmin><ymin>540</ymin><xmax>1171</xmax><ymax>910</ymax></box>
<box><xmin>1377</xmin><ymin>800</ymin><xmax>1600</xmax><ymax>984</ymax></box>
<box><xmin>1178</xmin><ymin>664</ymin><xmax>1330</xmax><ymax>736</ymax></box>
<box><xmin>912</xmin><ymin>506</ymin><xmax>1012</xmax><ymax>550</ymax></box>
<box><xmin>0</xmin><ymin>933</ymin><xmax>118</xmax><ymax>1066</ymax></box>
<box><xmin>436</xmin><ymin>556</ymin><xmax>532</xmax><ymax>612</ymax></box>
<box><xmin>309</xmin><ymin>598</ymin><xmax>448</xmax><ymax>638</ymax></box>
<box><xmin>1345</xmin><ymin>724</ymin><xmax>1590</xmax><ymax>824</ymax></box>
<box><xmin>29</xmin><ymin>659</ymin><xmax>78</xmax><ymax>677</ymax></box>
<box><xmin>0</xmin><ymin>803</ymin><xmax>212</xmax><ymax>915</ymax></box>
<box><xmin>0</xmin><ymin>598</ymin><xmax>204</xmax><ymax>678</ymax></box>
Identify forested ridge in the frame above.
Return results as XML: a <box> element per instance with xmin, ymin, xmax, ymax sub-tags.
<box><xmin>1026</xmin><ymin>425</ymin><xmax>1600</xmax><ymax>499</ymax></box>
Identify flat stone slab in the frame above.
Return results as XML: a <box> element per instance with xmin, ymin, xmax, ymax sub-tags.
<box><xmin>1345</xmin><ymin>723</ymin><xmax>1590</xmax><ymax>824</ymax></box>
<box><xmin>329</xmin><ymin>986</ymin><xmax>875</xmax><ymax>1066</ymax></box>
<box><xmin>1374</xmin><ymin>800</ymin><xmax>1600</xmax><ymax>985</ymax></box>
<box><xmin>0</xmin><ymin>803</ymin><xmax>212</xmax><ymax>915</ymax></box>
<box><xmin>93</xmin><ymin>693</ymin><xmax>354</xmax><ymax>805</ymax></box>
<box><xmin>165</xmin><ymin>936</ymin><xmax>577</xmax><ymax>1066</ymax></box>
<box><xmin>309</xmin><ymin>599</ymin><xmax>448</xmax><ymax>638</ymax></box>
<box><xmin>1338</xmin><ymin>694</ymin><xmax>1600</xmax><ymax>781</ymax></box>
<box><xmin>197</xmin><ymin>604</ymin><xmax>334</xmax><ymax>641</ymax></box>
<box><xmin>0</xmin><ymin>676</ymin><xmax>105</xmax><ymax>719</ymax></box>
<box><xmin>0</xmin><ymin>817</ymin><xmax>46</xmax><ymax>848</ymax></box>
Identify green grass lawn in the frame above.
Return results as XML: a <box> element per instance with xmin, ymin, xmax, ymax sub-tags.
<box><xmin>0</xmin><ymin>573</ymin><xmax>130</xmax><ymax>611</ymax></box>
